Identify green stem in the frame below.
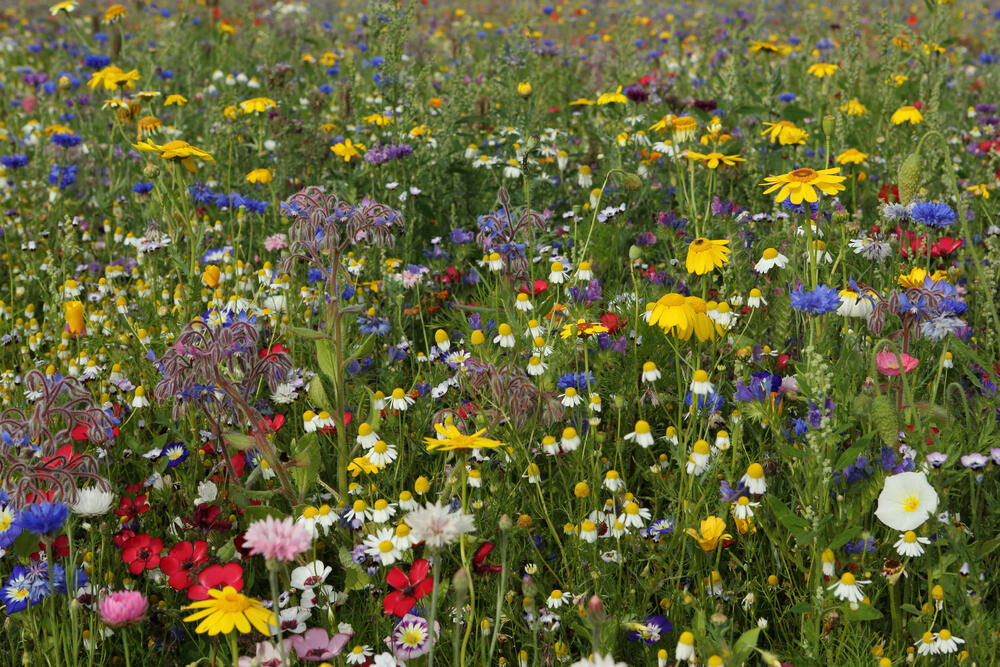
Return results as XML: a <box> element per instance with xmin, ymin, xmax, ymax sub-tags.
<box><xmin>426</xmin><ymin>552</ymin><xmax>441</xmax><ymax>667</ymax></box>
<box><xmin>268</xmin><ymin>561</ymin><xmax>289</xmax><ymax>667</ymax></box>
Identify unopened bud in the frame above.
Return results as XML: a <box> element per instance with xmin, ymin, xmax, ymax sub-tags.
<box><xmin>628</xmin><ymin>245</ymin><xmax>642</xmax><ymax>261</ymax></box>
<box><xmin>499</xmin><ymin>514</ymin><xmax>512</xmax><ymax>531</ymax></box>
<box><xmin>897</xmin><ymin>152</ymin><xmax>922</xmax><ymax>205</ymax></box>
<box><xmin>624</xmin><ymin>173</ymin><xmax>642</xmax><ymax>191</ymax></box>
<box><xmin>452</xmin><ymin>568</ymin><xmax>470</xmax><ymax>596</ymax></box>
<box><xmin>822</xmin><ymin>115</ymin><xmax>835</xmax><ymax>136</ymax></box>
<box><xmin>587</xmin><ymin>595</ymin><xmax>606</xmax><ymax>624</ymax></box>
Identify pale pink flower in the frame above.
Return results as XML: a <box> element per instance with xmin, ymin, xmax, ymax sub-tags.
<box><xmin>244</xmin><ymin>516</ymin><xmax>312</xmax><ymax>562</ymax></box>
<box><xmin>264</xmin><ymin>234</ymin><xmax>288</xmax><ymax>251</ymax></box>
<box><xmin>875</xmin><ymin>351</ymin><xmax>919</xmax><ymax>376</ymax></box>
<box><xmin>98</xmin><ymin>590</ymin><xmax>148</xmax><ymax>628</ymax></box>
<box><xmin>239</xmin><ymin>641</ymin><xmax>282</xmax><ymax>667</ymax></box>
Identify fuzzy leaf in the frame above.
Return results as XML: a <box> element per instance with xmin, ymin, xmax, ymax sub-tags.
<box><xmin>316</xmin><ymin>338</ymin><xmax>337</xmax><ymax>382</ymax></box>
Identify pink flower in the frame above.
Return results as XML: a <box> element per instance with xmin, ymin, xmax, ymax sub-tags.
<box><xmin>875</xmin><ymin>351</ymin><xmax>919</xmax><ymax>376</ymax></box>
<box><xmin>243</xmin><ymin>516</ymin><xmax>311</xmax><ymax>562</ymax></box>
<box><xmin>98</xmin><ymin>591</ymin><xmax>149</xmax><ymax>629</ymax></box>
<box><xmin>239</xmin><ymin>641</ymin><xmax>282</xmax><ymax>667</ymax></box>
<box><xmin>263</xmin><ymin>234</ymin><xmax>288</xmax><ymax>251</ymax></box>
<box><xmin>284</xmin><ymin>627</ymin><xmax>352</xmax><ymax>661</ymax></box>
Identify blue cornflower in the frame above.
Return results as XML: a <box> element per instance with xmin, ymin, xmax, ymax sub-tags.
<box><xmin>47</xmin><ymin>164</ymin><xmax>77</xmax><ymax>190</ymax></box>
<box><xmin>1</xmin><ymin>154</ymin><xmax>29</xmax><ymax>169</ymax></box>
<box><xmin>1</xmin><ymin>566</ymin><xmax>34</xmax><ymax>613</ymax></box>
<box><xmin>777</xmin><ymin>92</ymin><xmax>797</xmax><ymax>102</ymax></box>
<box><xmin>83</xmin><ymin>54</ymin><xmax>111</xmax><ymax>69</ymax></box>
<box><xmin>51</xmin><ymin>132</ymin><xmax>81</xmax><ymax>148</ymax></box>
<box><xmin>789</xmin><ymin>284</ymin><xmax>841</xmax><ymax>315</ymax></box>
<box><xmin>18</xmin><ymin>501</ymin><xmax>68</xmax><ymax>537</ymax></box>
<box><xmin>555</xmin><ymin>371</ymin><xmax>593</xmax><ymax>391</ymax></box>
<box><xmin>909</xmin><ymin>201</ymin><xmax>955</xmax><ymax>228</ymax></box>
<box><xmin>132</xmin><ymin>181</ymin><xmax>154</xmax><ymax>194</ymax></box>
<box><xmin>842</xmin><ymin>537</ymin><xmax>876</xmax><ymax>555</ymax></box>
<box><xmin>357</xmin><ymin>315</ymin><xmax>391</xmax><ymax>336</ymax></box>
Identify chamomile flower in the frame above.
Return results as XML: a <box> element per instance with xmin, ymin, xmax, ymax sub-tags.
<box><xmin>690</xmin><ymin>370</ymin><xmax>713</xmax><ymax>395</ymax></box>
<box><xmin>541</xmin><ymin>435</ymin><xmax>559</xmax><ymax>455</ymax></box>
<box><xmin>624</xmin><ymin>420</ymin><xmax>655</xmax><ymax>448</ymax></box>
<box><xmin>546</xmin><ymin>589</ymin><xmax>568</xmax><ymax>608</ymax></box>
<box><xmin>686</xmin><ymin>440</ymin><xmax>712</xmax><ymax>475</ymax></box>
<box><xmin>604</xmin><ymin>470</ymin><xmax>625</xmax><ymax>492</ymax></box>
<box><xmin>916</xmin><ymin>632</ymin><xmax>939</xmax><ymax>656</ymax></box>
<box><xmin>561</xmin><ymin>427</ymin><xmax>580</xmax><ymax>452</ymax></box>
<box><xmin>366</xmin><ymin>440</ymin><xmax>397</xmax><ymax>468</ymax></box>
<box><xmin>525</xmin><ymin>319</ymin><xmax>544</xmax><ymax>338</ymax></box>
<box><xmin>893</xmin><ymin>531</ymin><xmax>930</xmax><ymax>557</ymax></box>
<box><xmin>641</xmin><ymin>361</ymin><xmax>661</xmax><ymax>383</ymax></box>
<box><xmin>754</xmin><ymin>247</ymin><xmax>788</xmax><ymax>273</ymax></box>
<box><xmin>576</xmin><ymin>261</ymin><xmax>593</xmax><ymax>281</ymax></box>
<box><xmin>618</xmin><ymin>501</ymin><xmax>651</xmax><ymax>529</ymax></box>
<box><xmin>747</xmin><ymin>288</ymin><xmax>766</xmax><ymax>308</ymax></box>
<box><xmin>561</xmin><ymin>386</ymin><xmax>584</xmax><ymax>408</ymax></box>
<box><xmin>741</xmin><ymin>463</ymin><xmax>767</xmax><ymax>494</ymax></box>
<box><xmin>370</xmin><ymin>499</ymin><xmax>396</xmax><ymax>523</ymax></box>
<box><xmin>494</xmin><ymin>323</ymin><xmax>515</xmax><ymax>348</ymax></box>
<box><xmin>548</xmin><ymin>261</ymin><xmax>566</xmax><ymax>284</ymax></box>
<box><xmin>514</xmin><ymin>293</ymin><xmax>533</xmax><ymax>312</ymax></box>
<box><xmin>527</xmin><ymin>356</ymin><xmax>547</xmax><ymax>376</ymax></box>
<box><xmin>363</xmin><ymin>527</ymin><xmax>403</xmax><ymax>565</ymax></box>
<box><xmin>389</xmin><ymin>388</ymin><xmax>414</xmax><ymax>411</ymax></box>
<box><xmin>935</xmin><ymin>629</ymin><xmax>964</xmax><ymax>654</ymax></box>
<box><xmin>357</xmin><ymin>423</ymin><xmax>380</xmax><ymax>449</ymax></box>
<box><xmin>828</xmin><ymin>572</ymin><xmax>868</xmax><ymax>603</ymax></box>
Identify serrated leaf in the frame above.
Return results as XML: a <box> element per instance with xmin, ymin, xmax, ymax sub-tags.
<box><xmin>316</xmin><ymin>339</ymin><xmax>337</xmax><ymax>382</ymax></box>
<box><xmin>844</xmin><ymin>603</ymin><xmax>883</xmax><ymax>621</ymax></box>
<box><xmin>767</xmin><ymin>496</ymin><xmax>810</xmax><ymax>539</ymax></box>
<box><xmin>288</xmin><ymin>326</ymin><xmax>329</xmax><ymax>341</ymax></box>
<box><xmin>308</xmin><ymin>377</ymin><xmax>333</xmax><ymax>413</ymax></box>
<box><xmin>222</xmin><ymin>431</ymin><xmax>256</xmax><ymax>451</ymax></box>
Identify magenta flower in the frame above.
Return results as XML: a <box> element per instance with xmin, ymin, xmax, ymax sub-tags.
<box><xmin>98</xmin><ymin>591</ymin><xmax>149</xmax><ymax>629</ymax></box>
<box><xmin>284</xmin><ymin>627</ymin><xmax>352</xmax><ymax>661</ymax></box>
<box><xmin>243</xmin><ymin>516</ymin><xmax>311</xmax><ymax>562</ymax></box>
<box><xmin>875</xmin><ymin>351</ymin><xmax>919</xmax><ymax>376</ymax></box>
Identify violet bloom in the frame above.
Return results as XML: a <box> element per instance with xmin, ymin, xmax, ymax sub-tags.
<box><xmin>98</xmin><ymin>591</ymin><xmax>148</xmax><ymax>629</ymax></box>
<box><xmin>925</xmin><ymin>452</ymin><xmax>949</xmax><ymax>468</ymax></box>
<box><xmin>388</xmin><ymin>613</ymin><xmax>439</xmax><ymax>660</ymax></box>
<box><xmin>285</xmin><ymin>627</ymin><xmax>352</xmax><ymax>661</ymax></box>
<box><xmin>960</xmin><ymin>453</ymin><xmax>989</xmax><ymax>469</ymax></box>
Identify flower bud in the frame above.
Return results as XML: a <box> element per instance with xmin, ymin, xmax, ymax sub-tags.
<box><xmin>897</xmin><ymin>152</ymin><xmax>922</xmax><ymax>205</ymax></box>
<box><xmin>822</xmin><ymin>115</ymin><xmax>836</xmax><ymax>136</ymax></box>
<box><xmin>624</xmin><ymin>172</ymin><xmax>642</xmax><ymax>191</ymax></box>
<box><xmin>517</xmin><ymin>82</ymin><xmax>532</xmax><ymax>98</ymax></box>
<box><xmin>587</xmin><ymin>594</ymin><xmax>606</xmax><ymax>624</ymax></box>
<box><xmin>628</xmin><ymin>245</ymin><xmax>643</xmax><ymax>261</ymax></box>
<box><xmin>499</xmin><ymin>514</ymin><xmax>512</xmax><ymax>531</ymax></box>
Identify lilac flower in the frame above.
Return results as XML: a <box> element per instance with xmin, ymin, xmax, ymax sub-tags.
<box><xmin>925</xmin><ymin>452</ymin><xmax>949</xmax><ymax>468</ymax></box>
<box><xmin>960</xmin><ymin>453</ymin><xmax>989</xmax><ymax>469</ymax></box>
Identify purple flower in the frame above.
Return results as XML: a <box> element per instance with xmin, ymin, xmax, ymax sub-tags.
<box><xmin>626</xmin><ymin>614</ymin><xmax>672</xmax><ymax>644</ymax></box>
<box><xmin>925</xmin><ymin>452</ymin><xmax>949</xmax><ymax>468</ymax></box>
<box><xmin>388</xmin><ymin>614</ymin><xmax>438</xmax><ymax>660</ymax></box>
<box><xmin>960</xmin><ymin>453</ymin><xmax>989</xmax><ymax>469</ymax></box>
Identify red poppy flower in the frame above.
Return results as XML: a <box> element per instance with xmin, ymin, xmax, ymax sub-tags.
<box><xmin>600</xmin><ymin>313</ymin><xmax>626</xmax><ymax>335</ymax></box>
<box><xmin>114</xmin><ymin>492</ymin><xmax>150</xmax><ymax>521</ymax></box>
<box><xmin>383</xmin><ymin>558</ymin><xmax>434</xmax><ymax>617</ymax></box>
<box><xmin>776</xmin><ymin>354</ymin><xmax>791</xmax><ymax>370</ymax></box>
<box><xmin>181</xmin><ymin>504</ymin><xmax>232</xmax><ymax>534</ymax></box>
<box><xmin>159</xmin><ymin>540</ymin><xmax>209</xmax><ymax>590</ymax></box>
<box><xmin>518</xmin><ymin>280</ymin><xmax>549</xmax><ymax>296</ymax></box>
<box><xmin>188</xmin><ymin>562</ymin><xmax>244</xmax><ymax>601</ymax></box>
<box><xmin>878</xmin><ymin>184</ymin><xmax>899</xmax><ymax>204</ymax></box>
<box><xmin>259</xmin><ymin>344</ymin><xmax>287</xmax><ymax>358</ymax></box>
<box><xmin>472</xmin><ymin>542</ymin><xmax>502</xmax><ymax>577</ymax></box>
<box><xmin>121</xmin><ymin>533</ymin><xmax>163</xmax><ymax>575</ymax></box>
<box><xmin>30</xmin><ymin>534</ymin><xmax>69</xmax><ymax>560</ymax></box>
<box><xmin>253</xmin><ymin>413</ymin><xmax>285</xmax><ymax>436</ymax></box>
<box><xmin>113</xmin><ymin>528</ymin><xmax>135</xmax><ymax>548</ymax></box>
<box><xmin>930</xmin><ymin>237</ymin><xmax>962</xmax><ymax>257</ymax></box>
<box><xmin>897</xmin><ymin>228</ymin><xmax>928</xmax><ymax>258</ymax></box>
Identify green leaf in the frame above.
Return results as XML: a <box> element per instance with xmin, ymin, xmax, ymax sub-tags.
<box><xmin>782</xmin><ymin>105</ymin><xmax>811</xmax><ymax>122</ymax></box>
<box><xmin>316</xmin><ymin>339</ymin><xmax>337</xmax><ymax>382</ymax></box>
<box><xmin>978</xmin><ymin>534</ymin><xmax>1000</xmax><ymax>559</ymax></box>
<box><xmin>245</xmin><ymin>505</ymin><xmax>288</xmax><ymax>523</ymax></box>
<box><xmin>834</xmin><ymin>433</ymin><xmax>875</xmax><ymax>470</ymax></box>
<box><xmin>829</xmin><ymin>525</ymin><xmax>857</xmax><ymax>550</ymax></box>
<box><xmin>733</xmin><ymin>628</ymin><xmax>760</xmax><ymax>659</ymax></box>
<box><xmin>290</xmin><ymin>434</ymin><xmax>321</xmax><ymax>499</ymax></box>
<box><xmin>788</xmin><ymin>602</ymin><xmax>813</xmax><ymax>614</ymax></box>
<box><xmin>308</xmin><ymin>377</ymin><xmax>333</xmax><ymax>413</ymax></box>
<box><xmin>844</xmin><ymin>604</ymin><xmax>883</xmax><ymax>621</ymax></box>
<box><xmin>730</xmin><ymin>105</ymin><xmax>769</xmax><ymax>117</ymax></box>
<box><xmin>766</xmin><ymin>496</ymin><xmax>810</xmax><ymax>539</ymax></box>
<box><xmin>288</xmin><ymin>326</ymin><xmax>329</xmax><ymax>341</ymax></box>
<box><xmin>344</xmin><ymin>565</ymin><xmax>370</xmax><ymax>592</ymax></box>
<box><xmin>343</xmin><ymin>334</ymin><xmax>375</xmax><ymax>369</ymax></box>
<box><xmin>222</xmin><ymin>431</ymin><xmax>256</xmax><ymax>451</ymax></box>
<box><xmin>12</xmin><ymin>531</ymin><xmax>39</xmax><ymax>559</ymax></box>
<box><xmin>216</xmin><ymin>541</ymin><xmax>236</xmax><ymax>563</ymax></box>
<box><xmin>900</xmin><ymin>604</ymin><xmax>923</xmax><ymax>617</ymax></box>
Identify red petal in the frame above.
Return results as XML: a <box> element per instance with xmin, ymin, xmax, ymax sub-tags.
<box><xmin>385</xmin><ymin>566</ymin><xmax>409</xmax><ymax>590</ymax></box>
<box><xmin>408</xmin><ymin>558</ymin><xmax>430</xmax><ymax>583</ymax></box>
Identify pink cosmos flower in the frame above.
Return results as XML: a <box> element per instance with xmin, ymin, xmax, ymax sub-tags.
<box><xmin>98</xmin><ymin>590</ymin><xmax>149</xmax><ymax>629</ymax></box>
<box><xmin>243</xmin><ymin>516</ymin><xmax>312</xmax><ymax>562</ymax></box>
<box><xmin>264</xmin><ymin>234</ymin><xmax>288</xmax><ymax>251</ymax></box>
<box><xmin>875</xmin><ymin>351</ymin><xmax>919</xmax><ymax>376</ymax></box>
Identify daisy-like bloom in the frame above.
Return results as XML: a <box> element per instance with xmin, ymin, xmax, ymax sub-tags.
<box><xmin>682</xmin><ymin>151</ymin><xmax>746</xmax><ymax>169</ymax></box>
<box><xmin>760</xmin><ymin>167</ymin><xmax>846</xmax><ymax>204</ymax></box>
<box><xmin>370</xmin><ymin>499</ymin><xmax>397</xmax><ymax>523</ymax></box>
<box><xmin>891</xmin><ymin>105</ymin><xmax>924</xmax><ymax>125</ymax></box>
<box><xmin>525</xmin><ymin>319</ymin><xmax>544</xmax><ymax>338</ymax></box>
<box><xmin>332</xmin><ymin>139</ymin><xmax>365</xmax><ymax>162</ymax></box>
<box><xmin>364</xmin><ymin>527</ymin><xmax>404</xmax><ymax>566</ymax></box>
<box><xmin>840</xmin><ymin>99</ymin><xmax>869</xmax><ymax>116</ymax></box>
<box><xmin>827</xmin><ymin>572</ymin><xmax>869</xmax><ymax>603</ymax></box>
<box><xmin>71</xmin><ymin>487</ymin><xmax>115</xmax><ymax>517</ymax></box>
<box><xmin>290</xmin><ymin>560</ymin><xmax>333</xmax><ymax>590</ymax></box>
<box><xmin>807</xmin><ymin>62</ymin><xmax>839</xmax><ymax>77</ymax></box>
<box><xmin>244</xmin><ymin>516</ymin><xmax>311</xmax><ymax>562</ymax></box>
<box><xmin>345</xmin><ymin>499</ymin><xmax>371</xmax><ymax>524</ymax></box>
<box><xmin>548</xmin><ymin>261</ymin><xmax>566</xmax><ymax>283</ymax></box>
<box><xmin>579</xmin><ymin>520</ymin><xmax>598</xmax><ymax>543</ymax></box>
<box><xmin>714</xmin><ymin>430</ymin><xmax>730</xmax><ymax>451</ymax></box>
<box><xmin>690</xmin><ymin>369</ymin><xmax>713</xmax><ymax>395</ymax></box>
<box><xmin>88</xmin><ymin>65</ymin><xmax>141</xmax><ymax>91</ymax></box>
<box><xmin>760</xmin><ymin>120</ymin><xmax>808</xmax><ymax>145</ymax></box>
<box><xmin>561</xmin><ymin>427</ymin><xmax>581</xmax><ymax>452</ymax></box>
<box><xmin>686</xmin><ymin>238</ymin><xmax>731</xmax><ymax>275</ymax></box>
<box><xmin>50</xmin><ymin>1</ymin><xmax>78</xmax><ymax>14</ymax></box>
<box><xmin>239</xmin><ymin>97</ymin><xmax>277</xmax><ymax>114</ymax></box>
<box><xmin>675</xmin><ymin>631</ymin><xmax>696</xmax><ymax>662</ymax></box>
<box><xmin>753</xmin><ymin>247</ymin><xmax>788</xmax><ymax>273</ymax></box>
<box><xmin>184</xmin><ymin>587</ymin><xmax>274</xmax><ymax>636</ymax></box>
<box><xmin>131</xmin><ymin>385</ymin><xmax>150</xmax><ymax>408</ymax></box>
<box><xmin>686</xmin><ymin>439</ymin><xmax>712</xmax><ymax>475</ymax></box>
<box><xmin>540</xmin><ymin>435</ymin><xmax>559</xmax><ymax>455</ymax></box>
<box><xmin>246</xmin><ymin>168</ymin><xmax>272</xmax><ymax>184</ymax></box>
<box><xmin>546</xmin><ymin>589</ymin><xmax>568</xmax><ymax>608</ymax></box>
<box><xmin>672</xmin><ymin>116</ymin><xmax>697</xmax><ymax>142</ymax></box>
<box><xmin>514</xmin><ymin>293</ymin><xmax>533</xmax><ymax>312</ymax></box>
<box><xmin>98</xmin><ymin>591</ymin><xmax>148</xmax><ymax>629</ymax></box>
<box><xmin>494</xmin><ymin>323</ymin><xmax>516</xmax><ymax>347</ymax></box>
<box><xmin>560</xmin><ymin>319</ymin><xmax>609</xmax><ymax>339</ymax></box>
<box><xmin>748</xmin><ymin>40</ymin><xmax>791</xmax><ymax>56</ymax></box>
<box><xmin>423</xmin><ymin>423</ymin><xmax>503</xmax><ymax>452</ymax></box>
<box><xmin>835</xmin><ymin>149</ymin><xmax>867</xmax><ymax>165</ymax></box>
<box><xmin>356</xmin><ymin>422</ymin><xmax>379</xmax><ymax>449</ymax></box>
<box><xmin>527</xmin><ymin>355</ymin><xmax>547</xmax><ymax>376</ymax></box>
<box><xmin>618</xmin><ymin>501</ymin><xmax>651</xmax><ymax>529</ymax></box>
<box><xmin>570</xmin><ymin>653</ymin><xmax>628</xmax><ymax>667</ymax></box>
<box><xmin>388</xmin><ymin>387</ymin><xmax>414</xmax><ymax>411</ymax></box>
<box><xmin>366</xmin><ymin>440</ymin><xmax>397</xmax><ymax>467</ymax></box>
<box><xmin>893</xmin><ymin>530</ymin><xmax>930</xmax><ymax>557</ymax></box>
<box><xmin>132</xmin><ymin>139</ymin><xmax>215</xmax><ymax>172</ymax></box>
<box><xmin>836</xmin><ymin>288</ymin><xmax>874</xmax><ymax>318</ymax></box>
<box><xmin>935</xmin><ymin>629</ymin><xmax>964</xmax><ymax>654</ymax></box>
<box><xmin>596</xmin><ymin>86</ymin><xmax>628</xmax><ymax>105</ymax></box>
<box><xmin>560</xmin><ymin>386</ymin><xmax>583</xmax><ymax>408</ymax></box>
<box><xmin>346</xmin><ymin>645</ymin><xmax>374</xmax><ymax>664</ymax></box>
<box><xmin>741</xmin><ymin>463</ymin><xmax>767</xmax><ymax>494</ymax></box>
<box><xmin>916</xmin><ymin>632</ymin><xmax>939</xmax><ymax>656</ymax></box>
<box><xmin>576</xmin><ymin>261</ymin><xmax>593</xmax><ymax>281</ymax></box>
<box><xmin>641</xmin><ymin>361</ymin><xmax>661</xmax><ymax>383</ymax></box>
<box><xmin>746</xmin><ymin>288</ymin><xmax>766</xmax><ymax>308</ymax></box>
<box><xmin>103</xmin><ymin>4</ymin><xmax>126</xmax><ymax>22</ymax></box>
<box><xmin>164</xmin><ymin>94</ymin><xmax>188</xmax><ymax>106</ymax></box>
<box><xmin>391</xmin><ymin>614</ymin><xmax>437</xmax><ymax>660</ymax></box>
<box><xmin>875</xmin><ymin>472</ymin><xmax>939</xmax><ymax>530</ymax></box>
<box><xmin>685</xmin><ymin>516</ymin><xmax>731</xmax><ymax>551</ymax></box>
<box><xmin>624</xmin><ymin>420</ymin><xmax>655</xmax><ymax>448</ymax></box>
<box><xmin>405</xmin><ymin>500</ymin><xmax>475</xmax><ymax>549</ymax></box>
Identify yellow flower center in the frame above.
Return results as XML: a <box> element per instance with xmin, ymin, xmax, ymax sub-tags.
<box><xmin>903</xmin><ymin>495</ymin><xmax>920</xmax><ymax>512</ymax></box>
<box><xmin>788</xmin><ymin>168</ymin><xmax>819</xmax><ymax>181</ymax></box>
<box><xmin>373</xmin><ymin>441</ymin><xmax>387</xmax><ymax>453</ymax></box>
<box><xmin>379</xmin><ymin>540</ymin><xmax>394</xmax><ymax>553</ymax></box>
<box><xmin>762</xmin><ymin>247</ymin><xmax>779</xmax><ymax>259</ymax></box>
<box><xmin>903</xmin><ymin>531</ymin><xmax>917</xmax><ymax>543</ymax></box>
<box><xmin>840</xmin><ymin>572</ymin><xmax>856</xmax><ymax>586</ymax></box>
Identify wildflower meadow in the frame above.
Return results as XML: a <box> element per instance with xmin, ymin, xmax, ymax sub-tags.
<box><xmin>2</xmin><ymin>1</ymin><xmax>1000</xmax><ymax>665</ymax></box>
